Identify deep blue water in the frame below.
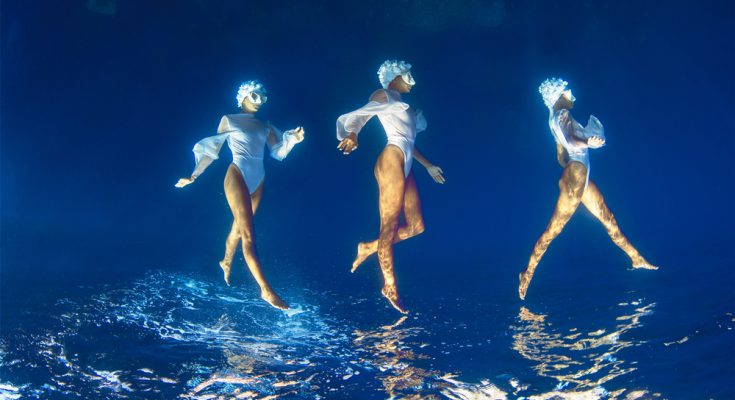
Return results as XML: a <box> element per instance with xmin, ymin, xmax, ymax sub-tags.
<box><xmin>2</xmin><ymin>1</ymin><xmax>734</xmax><ymax>399</ymax></box>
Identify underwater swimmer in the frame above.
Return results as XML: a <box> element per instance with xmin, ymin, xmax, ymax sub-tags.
<box><xmin>336</xmin><ymin>60</ymin><xmax>445</xmax><ymax>314</ymax></box>
<box><xmin>176</xmin><ymin>80</ymin><xmax>305</xmax><ymax>310</ymax></box>
<box><xmin>518</xmin><ymin>78</ymin><xmax>657</xmax><ymax>300</ymax></box>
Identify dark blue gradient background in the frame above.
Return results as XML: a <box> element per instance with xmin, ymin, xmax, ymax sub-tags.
<box><xmin>2</xmin><ymin>1</ymin><xmax>733</xmax><ymax>398</ymax></box>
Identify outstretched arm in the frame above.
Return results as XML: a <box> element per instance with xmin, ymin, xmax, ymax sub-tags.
<box><xmin>268</xmin><ymin>125</ymin><xmax>305</xmax><ymax>161</ymax></box>
<box><xmin>414</xmin><ymin>147</ymin><xmax>445</xmax><ymax>184</ymax></box>
<box><xmin>337</xmin><ymin>90</ymin><xmax>390</xmax><ymax>155</ymax></box>
<box><xmin>175</xmin><ymin>156</ymin><xmax>214</xmax><ymax>187</ymax></box>
<box><xmin>175</xmin><ymin>116</ymin><xmax>230</xmax><ymax>188</ymax></box>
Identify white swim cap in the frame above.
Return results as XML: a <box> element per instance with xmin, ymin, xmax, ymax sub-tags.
<box><xmin>378</xmin><ymin>60</ymin><xmax>414</xmax><ymax>89</ymax></box>
<box><xmin>236</xmin><ymin>80</ymin><xmax>268</xmax><ymax>108</ymax></box>
<box><xmin>539</xmin><ymin>78</ymin><xmax>574</xmax><ymax>109</ymax></box>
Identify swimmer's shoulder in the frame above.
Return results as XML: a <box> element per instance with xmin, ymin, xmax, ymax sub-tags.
<box><xmin>369</xmin><ymin>88</ymin><xmax>390</xmax><ymax>103</ymax></box>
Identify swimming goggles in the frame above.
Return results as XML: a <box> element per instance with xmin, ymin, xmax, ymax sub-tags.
<box><xmin>401</xmin><ymin>72</ymin><xmax>415</xmax><ymax>86</ymax></box>
<box><xmin>562</xmin><ymin>89</ymin><xmax>575</xmax><ymax>103</ymax></box>
<box><xmin>248</xmin><ymin>90</ymin><xmax>268</xmax><ymax>105</ymax></box>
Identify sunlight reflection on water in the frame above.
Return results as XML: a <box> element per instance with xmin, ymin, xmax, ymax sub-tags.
<box><xmin>510</xmin><ymin>302</ymin><xmax>660</xmax><ymax>399</ymax></box>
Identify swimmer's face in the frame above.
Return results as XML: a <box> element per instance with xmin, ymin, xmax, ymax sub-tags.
<box><xmin>562</xmin><ymin>90</ymin><xmax>575</xmax><ymax>108</ymax></box>
<box><xmin>389</xmin><ymin>73</ymin><xmax>414</xmax><ymax>93</ymax></box>
<box><xmin>555</xmin><ymin>90</ymin><xmax>575</xmax><ymax>110</ymax></box>
<box><xmin>241</xmin><ymin>95</ymin><xmax>262</xmax><ymax>113</ymax></box>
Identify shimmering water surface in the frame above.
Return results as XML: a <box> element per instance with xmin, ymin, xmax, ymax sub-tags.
<box><xmin>2</xmin><ymin>268</ymin><xmax>732</xmax><ymax>399</ymax></box>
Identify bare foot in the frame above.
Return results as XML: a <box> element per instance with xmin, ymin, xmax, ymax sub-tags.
<box><xmin>381</xmin><ymin>285</ymin><xmax>408</xmax><ymax>314</ymax></box>
<box><xmin>518</xmin><ymin>271</ymin><xmax>532</xmax><ymax>300</ymax></box>
<box><xmin>218</xmin><ymin>261</ymin><xmax>232</xmax><ymax>286</ymax></box>
<box><xmin>632</xmin><ymin>257</ymin><xmax>659</xmax><ymax>270</ymax></box>
<box><xmin>261</xmin><ymin>289</ymin><xmax>289</xmax><ymax>310</ymax></box>
<box><xmin>351</xmin><ymin>242</ymin><xmax>372</xmax><ymax>273</ymax></box>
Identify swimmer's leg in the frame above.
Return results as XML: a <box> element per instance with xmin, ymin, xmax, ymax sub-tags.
<box><xmin>519</xmin><ymin>162</ymin><xmax>586</xmax><ymax>300</ymax></box>
<box><xmin>352</xmin><ymin>172</ymin><xmax>425</xmax><ymax>272</ymax></box>
<box><xmin>581</xmin><ymin>180</ymin><xmax>657</xmax><ymax>270</ymax></box>
<box><xmin>219</xmin><ymin>222</ymin><xmax>238</xmax><ymax>286</ymax></box>
<box><xmin>219</xmin><ymin>182</ymin><xmax>264</xmax><ymax>285</ymax></box>
<box><xmin>374</xmin><ymin>146</ymin><xmax>409</xmax><ymax>314</ymax></box>
<box><xmin>224</xmin><ymin>165</ymin><xmax>287</xmax><ymax>310</ymax></box>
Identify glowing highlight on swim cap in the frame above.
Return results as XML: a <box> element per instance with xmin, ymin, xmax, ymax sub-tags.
<box><xmin>236</xmin><ymin>80</ymin><xmax>268</xmax><ymax>108</ymax></box>
<box><xmin>539</xmin><ymin>78</ymin><xmax>573</xmax><ymax>109</ymax></box>
<box><xmin>378</xmin><ymin>60</ymin><xmax>413</xmax><ymax>89</ymax></box>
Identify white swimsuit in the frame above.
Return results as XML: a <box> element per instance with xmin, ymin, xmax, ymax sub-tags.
<box><xmin>337</xmin><ymin>89</ymin><xmax>427</xmax><ymax>177</ymax></box>
<box><xmin>189</xmin><ymin>113</ymin><xmax>299</xmax><ymax>194</ymax></box>
<box><xmin>549</xmin><ymin>108</ymin><xmax>605</xmax><ymax>185</ymax></box>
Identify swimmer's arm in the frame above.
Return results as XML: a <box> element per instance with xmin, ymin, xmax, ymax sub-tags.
<box><xmin>338</xmin><ymin>90</ymin><xmax>389</xmax><ymax>155</ymax></box>
<box><xmin>570</xmin><ymin>122</ymin><xmax>605</xmax><ymax>148</ymax></box>
<box><xmin>175</xmin><ymin>155</ymin><xmax>214</xmax><ymax>187</ymax></box>
<box><xmin>337</xmin><ymin>131</ymin><xmax>359</xmax><ymax>154</ymax></box>
<box><xmin>369</xmin><ymin>89</ymin><xmax>389</xmax><ymax>104</ymax></box>
<box><xmin>558</xmin><ymin>109</ymin><xmax>592</xmax><ymax>147</ymax></box>
<box><xmin>562</xmin><ymin>111</ymin><xmax>605</xmax><ymax>148</ymax></box>
<box><xmin>178</xmin><ymin>155</ymin><xmax>213</xmax><ymax>186</ymax></box>
<box><xmin>587</xmin><ymin>136</ymin><xmax>605</xmax><ymax>148</ymax></box>
<box><xmin>176</xmin><ymin>117</ymin><xmax>229</xmax><ymax>187</ymax></box>
<box><xmin>414</xmin><ymin>147</ymin><xmax>445</xmax><ymax>184</ymax></box>
<box><xmin>217</xmin><ymin>116</ymin><xmax>230</xmax><ymax>134</ymax></box>
<box><xmin>268</xmin><ymin>126</ymin><xmax>305</xmax><ymax>161</ymax></box>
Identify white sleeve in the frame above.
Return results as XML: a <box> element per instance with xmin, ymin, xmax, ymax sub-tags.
<box><xmin>189</xmin><ymin>117</ymin><xmax>231</xmax><ymax>178</ymax></box>
<box><xmin>268</xmin><ymin>124</ymin><xmax>301</xmax><ymax>161</ymax></box>
<box><xmin>550</xmin><ymin>110</ymin><xmax>571</xmax><ymax>149</ymax></box>
<box><xmin>336</xmin><ymin>99</ymin><xmax>409</xmax><ymax>140</ymax></box>
<box><xmin>580</xmin><ymin>115</ymin><xmax>605</xmax><ymax>144</ymax></box>
<box><xmin>193</xmin><ymin>133</ymin><xmax>228</xmax><ymax>164</ymax></box>
<box><xmin>554</xmin><ymin>109</ymin><xmax>591</xmax><ymax>146</ymax></box>
<box><xmin>415</xmin><ymin>109</ymin><xmax>427</xmax><ymax>133</ymax></box>
<box><xmin>216</xmin><ymin>116</ymin><xmax>230</xmax><ymax>134</ymax></box>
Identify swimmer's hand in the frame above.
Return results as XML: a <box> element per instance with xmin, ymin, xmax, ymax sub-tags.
<box><xmin>291</xmin><ymin>126</ymin><xmax>305</xmax><ymax>143</ymax></box>
<box><xmin>175</xmin><ymin>176</ymin><xmax>195</xmax><ymax>188</ymax></box>
<box><xmin>337</xmin><ymin>132</ymin><xmax>358</xmax><ymax>154</ymax></box>
<box><xmin>587</xmin><ymin>136</ymin><xmax>605</xmax><ymax>149</ymax></box>
<box><xmin>427</xmin><ymin>165</ymin><xmax>445</xmax><ymax>184</ymax></box>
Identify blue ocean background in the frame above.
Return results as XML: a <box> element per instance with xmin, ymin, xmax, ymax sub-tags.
<box><xmin>1</xmin><ymin>1</ymin><xmax>733</xmax><ymax>398</ymax></box>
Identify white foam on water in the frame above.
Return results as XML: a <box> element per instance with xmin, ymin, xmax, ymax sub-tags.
<box><xmin>440</xmin><ymin>375</ymin><xmax>509</xmax><ymax>400</ymax></box>
<box><xmin>283</xmin><ymin>306</ymin><xmax>306</xmax><ymax>317</ymax></box>
<box><xmin>0</xmin><ymin>383</ymin><xmax>23</xmax><ymax>400</ymax></box>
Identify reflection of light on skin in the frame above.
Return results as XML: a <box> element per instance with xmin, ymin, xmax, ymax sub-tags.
<box><xmin>511</xmin><ymin>302</ymin><xmax>656</xmax><ymax>391</ymax></box>
<box><xmin>353</xmin><ymin>316</ymin><xmax>436</xmax><ymax>397</ymax></box>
